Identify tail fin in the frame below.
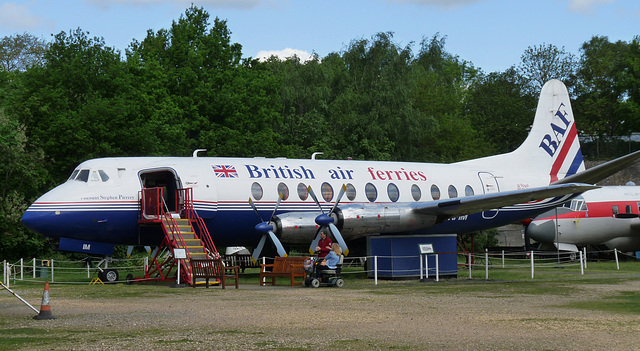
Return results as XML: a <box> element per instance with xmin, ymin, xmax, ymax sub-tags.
<box><xmin>459</xmin><ymin>79</ymin><xmax>585</xmax><ymax>184</ymax></box>
<box><xmin>514</xmin><ymin>79</ymin><xmax>585</xmax><ymax>183</ymax></box>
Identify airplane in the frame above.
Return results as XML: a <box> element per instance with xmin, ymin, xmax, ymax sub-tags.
<box><xmin>526</xmin><ymin>184</ymin><xmax>640</xmax><ymax>252</ymax></box>
<box><xmin>20</xmin><ymin>79</ymin><xmax>640</xmax><ymax>282</ymax></box>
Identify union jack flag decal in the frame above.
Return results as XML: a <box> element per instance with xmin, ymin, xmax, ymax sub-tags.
<box><xmin>212</xmin><ymin>165</ymin><xmax>238</xmax><ymax>178</ymax></box>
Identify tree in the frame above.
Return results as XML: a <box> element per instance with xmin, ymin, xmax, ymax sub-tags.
<box><xmin>412</xmin><ymin>34</ymin><xmax>484</xmax><ymax>162</ymax></box>
<box><xmin>518</xmin><ymin>43</ymin><xmax>577</xmax><ymax>95</ymax></box>
<box><xmin>128</xmin><ymin>5</ymin><xmax>285</xmax><ymax>157</ymax></box>
<box><xmin>465</xmin><ymin>69</ymin><xmax>537</xmax><ymax>154</ymax></box>
<box><xmin>0</xmin><ymin>109</ymin><xmax>50</xmax><ymax>260</ymax></box>
<box><xmin>574</xmin><ymin>36</ymin><xmax>639</xmax><ymax>157</ymax></box>
<box><xmin>0</xmin><ymin>33</ymin><xmax>48</xmax><ymax>72</ymax></box>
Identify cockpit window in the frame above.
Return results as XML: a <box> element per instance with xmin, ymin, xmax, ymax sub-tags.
<box><xmin>69</xmin><ymin>170</ymin><xmax>79</xmax><ymax>181</ymax></box>
<box><xmin>565</xmin><ymin>199</ymin><xmax>587</xmax><ymax>211</ymax></box>
<box><xmin>99</xmin><ymin>170</ymin><xmax>110</xmax><ymax>182</ymax></box>
<box><xmin>70</xmin><ymin>169</ymin><xmax>109</xmax><ymax>182</ymax></box>
<box><xmin>76</xmin><ymin>169</ymin><xmax>90</xmax><ymax>182</ymax></box>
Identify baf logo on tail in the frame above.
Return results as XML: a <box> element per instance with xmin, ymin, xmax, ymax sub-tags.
<box><xmin>539</xmin><ymin>103</ymin><xmax>584</xmax><ymax>183</ymax></box>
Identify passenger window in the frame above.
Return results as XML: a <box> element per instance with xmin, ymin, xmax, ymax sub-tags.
<box><xmin>431</xmin><ymin>184</ymin><xmax>440</xmax><ymax>200</ymax></box>
<box><xmin>612</xmin><ymin>205</ymin><xmax>619</xmax><ymax>215</ymax></box>
<box><xmin>448</xmin><ymin>185</ymin><xmax>458</xmax><ymax>198</ymax></box>
<box><xmin>297</xmin><ymin>183</ymin><xmax>308</xmax><ymax>201</ymax></box>
<box><xmin>346</xmin><ymin>183</ymin><xmax>356</xmax><ymax>201</ymax></box>
<box><xmin>626</xmin><ymin>205</ymin><xmax>632</xmax><ymax>214</ymax></box>
<box><xmin>365</xmin><ymin>183</ymin><xmax>377</xmax><ymax>202</ymax></box>
<box><xmin>411</xmin><ymin>184</ymin><xmax>421</xmax><ymax>201</ymax></box>
<box><xmin>465</xmin><ymin>185</ymin><xmax>474</xmax><ymax>196</ymax></box>
<box><xmin>251</xmin><ymin>182</ymin><xmax>263</xmax><ymax>200</ymax></box>
<box><xmin>277</xmin><ymin>183</ymin><xmax>289</xmax><ymax>201</ymax></box>
<box><xmin>321</xmin><ymin>182</ymin><xmax>333</xmax><ymax>202</ymax></box>
<box><xmin>387</xmin><ymin>183</ymin><xmax>399</xmax><ymax>202</ymax></box>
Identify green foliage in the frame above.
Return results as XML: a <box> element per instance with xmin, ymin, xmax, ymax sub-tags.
<box><xmin>466</xmin><ymin>69</ymin><xmax>537</xmax><ymax>154</ymax></box>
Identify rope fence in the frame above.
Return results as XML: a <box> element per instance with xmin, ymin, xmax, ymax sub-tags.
<box><xmin>2</xmin><ymin>247</ymin><xmax>637</xmax><ymax>287</ymax></box>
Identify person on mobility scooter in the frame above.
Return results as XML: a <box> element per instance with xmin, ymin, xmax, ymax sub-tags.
<box><xmin>304</xmin><ymin>243</ymin><xmax>344</xmax><ymax>288</ymax></box>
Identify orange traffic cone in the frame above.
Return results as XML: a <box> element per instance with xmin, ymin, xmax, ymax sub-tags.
<box><xmin>33</xmin><ymin>281</ymin><xmax>56</xmax><ymax>320</ymax></box>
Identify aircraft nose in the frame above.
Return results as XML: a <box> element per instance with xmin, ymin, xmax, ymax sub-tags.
<box><xmin>21</xmin><ymin>208</ymin><xmax>55</xmax><ymax>237</ymax></box>
<box><xmin>525</xmin><ymin>219</ymin><xmax>557</xmax><ymax>243</ymax></box>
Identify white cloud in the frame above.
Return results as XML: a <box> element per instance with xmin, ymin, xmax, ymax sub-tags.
<box><xmin>567</xmin><ymin>0</ymin><xmax>614</xmax><ymax>14</ymax></box>
<box><xmin>0</xmin><ymin>2</ymin><xmax>54</xmax><ymax>31</ymax></box>
<box><xmin>256</xmin><ymin>48</ymin><xmax>315</xmax><ymax>62</ymax></box>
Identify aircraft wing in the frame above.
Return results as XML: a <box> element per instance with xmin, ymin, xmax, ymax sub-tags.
<box><xmin>413</xmin><ymin>183</ymin><xmax>599</xmax><ymax>217</ymax></box>
<box><xmin>553</xmin><ymin>150</ymin><xmax>640</xmax><ymax>185</ymax></box>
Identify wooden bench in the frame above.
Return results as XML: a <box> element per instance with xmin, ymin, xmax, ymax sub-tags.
<box><xmin>260</xmin><ymin>256</ymin><xmax>307</xmax><ymax>286</ymax></box>
<box><xmin>224</xmin><ymin>253</ymin><xmax>260</xmax><ymax>273</ymax></box>
<box><xmin>190</xmin><ymin>258</ymin><xmax>239</xmax><ymax>289</ymax></box>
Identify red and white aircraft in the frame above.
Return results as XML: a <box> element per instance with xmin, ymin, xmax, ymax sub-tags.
<box><xmin>20</xmin><ymin>80</ymin><xmax>640</xmax><ymax>263</ymax></box>
<box><xmin>526</xmin><ymin>185</ymin><xmax>640</xmax><ymax>252</ymax></box>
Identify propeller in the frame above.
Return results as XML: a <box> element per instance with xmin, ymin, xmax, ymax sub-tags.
<box><xmin>307</xmin><ymin>184</ymin><xmax>349</xmax><ymax>256</ymax></box>
<box><xmin>249</xmin><ymin>194</ymin><xmax>288</xmax><ymax>263</ymax></box>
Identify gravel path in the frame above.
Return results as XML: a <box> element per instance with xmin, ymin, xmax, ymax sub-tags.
<box><xmin>2</xmin><ymin>280</ymin><xmax>640</xmax><ymax>350</ymax></box>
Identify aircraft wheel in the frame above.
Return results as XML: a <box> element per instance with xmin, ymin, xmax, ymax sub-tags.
<box><xmin>310</xmin><ymin>278</ymin><xmax>320</xmax><ymax>288</ymax></box>
<box><xmin>335</xmin><ymin>278</ymin><xmax>344</xmax><ymax>288</ymax></box>
<box><xmin>103</xmin><ymin>269</ymin><xmax>119</xmax><ymax>283</ymax></box>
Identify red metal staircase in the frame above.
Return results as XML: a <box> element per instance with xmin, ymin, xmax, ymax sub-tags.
<box><xmin>137</xmin><ymin>187</ymin><xmax>219</xmax><ymax>285</ymax></box>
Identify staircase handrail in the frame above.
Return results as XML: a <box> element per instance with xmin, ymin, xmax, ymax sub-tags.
<box><xmin>178</xmin><ymin>188</ymin><xmax>218</xmax><ymax>258</ymax></box>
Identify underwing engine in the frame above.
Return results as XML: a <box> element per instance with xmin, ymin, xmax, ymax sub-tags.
<box><xmin>274</xmin><ymin>203</ymin><xmax>438</xmax><ymax>245</ymax></box>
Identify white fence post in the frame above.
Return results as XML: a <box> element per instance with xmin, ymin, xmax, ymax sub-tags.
<box><xmin>425</xmin><ymin>255</ymin><xmax>429</xmax><ymax>279</ymax></box>
<box><xmin>583</xmin><ymin>247</ymin><xmax>587</xmax><ymax>269</ymax></box>
<box><xmin>2</xmin><ymin>260</ymin><xmax>6</xmax><ymax>288</ymax></box>
<box><xmin>485</xmin><ymin>249</ymin><xmax>489</xmax><ymax>280</ymax></box>
<box><xmin>435</xmin><ymin>254</ymin><xmax>439</xmax><ymax>282</ymax></box>
<box><xmin>419</xmin><ymin>254</ymin><xmax>423</xmax><ymax>280</ymax></box>
<box><xmin>468</xmin><ymin>252</ymin><xmax>472</xmax><ymax>279</ymax></box>
<box><xmin>51</xmin><ymin>259</ymin><xmax>54</xmax><ymax>283</ymax></box>
<box><xmin>374</xmin><ymin>256</ymin><xmax>378</xmax><ymax>285</ymax></box>
<box><xmin>579</xmin><ymin>250</ymin><xmax>584</xmax><ymax>275</ymax></box>
<box><xmin>502</xmin><ymin>250</ymin><xmax>505</xmax><ymax>268</ymax></box>
<box><xmin>32</xmin><ymin>258</ymin><xmax>36</xmax><ymax>279</ymax></box>
<box><xmin>530</xmin><ymin>251</ymin><xmax>534</xmax><ymax>279</ymax></box>
<box><xmin>614</xmin><ymin>248</ymin><xmax>620</xmax><ymax>270</ymax></box>
<box><xmin>19</xmin><ymin>258</ymin><xmax>23</xmax><ymax>280</ymax></box>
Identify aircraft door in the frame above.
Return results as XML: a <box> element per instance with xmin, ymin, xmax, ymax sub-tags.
<box><xmin>139</xmin><ymin>168</ymin><xmax>183</xmax><ymax>218</ymax></box>
<box><xmin>478</xmin><ymin>172</ymin><xmax>500</xmax><ymax>219</ymax></box>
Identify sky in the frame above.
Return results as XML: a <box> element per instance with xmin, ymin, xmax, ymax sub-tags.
<box><xmin>0</xmin><ymin>0</ymin><xmax>638</xmax><ymax>73</ymax></box>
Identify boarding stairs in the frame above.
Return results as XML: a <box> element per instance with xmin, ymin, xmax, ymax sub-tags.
<box><xmin>138</xmin><ymin>187</ymin><xmax>219</xmax><ymax>286</ymax></box>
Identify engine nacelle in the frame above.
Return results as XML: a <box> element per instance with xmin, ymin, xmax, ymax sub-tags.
<box><xmin>337</xmin><ymin>203</ymin><xmax>438</xmax><ymax>238</ymax></box>
<box><xmin>274</xmin><ymin>203</ymin><xmax>438</xmax><ymax>245</ymax></box>
<box><xmin>274</xmin><ymin>212</ymin><xmax>326</xmax><ymax>245</ymax></box>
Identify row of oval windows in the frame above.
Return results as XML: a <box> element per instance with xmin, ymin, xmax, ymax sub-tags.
<box><xmin>251</xmin><ymin>182</ymin><xmax>476</xmax><ymax>203</ymax></box>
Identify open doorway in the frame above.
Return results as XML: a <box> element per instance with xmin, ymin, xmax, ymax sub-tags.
<box><xmin>139</xmin><ymin>169</ymin><xmax>182</xmax><ymax>213</ymax></box>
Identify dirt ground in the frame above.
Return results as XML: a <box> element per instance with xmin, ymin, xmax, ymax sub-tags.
<box><xmin>2</xmin><ymin>279</ymin><xmax>640</xmax><ymax>350</ymax></box>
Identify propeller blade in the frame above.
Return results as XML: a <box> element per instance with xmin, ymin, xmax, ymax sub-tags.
<box><xmin>329</xmin><ymin>184</ymin><xmax>347</xmax><ymax>215</ymax></box>
<box><xmin>329</xmin><ymin>223</ymin><xmax>349</xmax><ymax>256</ymax></box>
<box><xmin>307</xmin><ymin>185</ymin><xmax>324</xmax><ymax>214</ymax></box>
<box><xmin>248</xmin><ymin>198</ymin><xmax>263</xmax><ymax>221</ymax></box>
<box><xmin>269</xmin><ymin>193</ymin><xmax>282</xmax><ymax>224</ymax></box>
<box><xmin>268</xmin><ymin>231</ymin><xmax>288</xmax><ymax>257</ymax></box>
<box><xmin>251</xmin><ymin>234</ymin><xmax>268</xmax><ymax>263</ymax></box>
<box><xmin>309</xmin><ymin>228</ymin><xmax>323</xmax><ymax>255</ymax></box>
